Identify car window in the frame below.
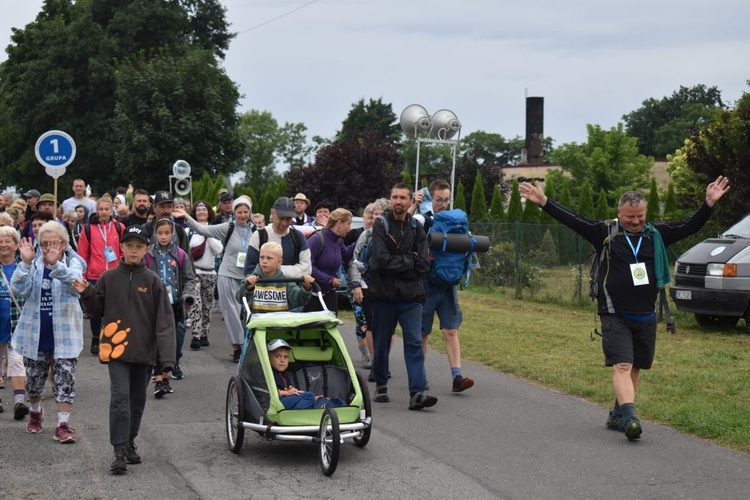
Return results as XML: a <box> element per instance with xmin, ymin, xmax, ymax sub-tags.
<box><xmin>721</xmin><ymin>214</ymin><xmax>750</xmax><ymax>239</ymax></box>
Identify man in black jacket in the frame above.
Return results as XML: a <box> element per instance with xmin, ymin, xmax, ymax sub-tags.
<box><xmin>369</xmin><ymin>183</ymin><xmax>437</xmax><ymax>411</ymax></box>
<box><xmin>519</xmin><ymin>176</ymin><xmax>730</xmax><ymax>441</ymax></box>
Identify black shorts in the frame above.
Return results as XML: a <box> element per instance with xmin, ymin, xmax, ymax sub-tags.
<box><xmin>600</xmin><ymin>314</ymin><xmax>657</xmax><ymax>369</ymax></box>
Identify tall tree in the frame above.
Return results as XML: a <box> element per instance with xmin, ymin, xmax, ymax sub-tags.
<box><xmin>112</xmin><ymin>48</ymin><xmax>242</xmax><ymax>191</ymax></box>
<box><xmin>453</xmin><ymin>180</ymin><xmax>466</xmax><ymax>212</ymax></box>
<box><xmin>0</xmin><ymin>0</ymin><xmax>237</xmax><ymax>192</ymax></box>
<box><xmin>663</xmin><ymin>182</ymin><xmax>679</xmax><ymax>220</ymax></box>
<box><xmin>622</xmin><ymin>84</ymin><xmax>724</xmax><ymax>158</ymax></box>
<box><xmin>284</xmin><ymin>129</ymin><xmax>402</xmax><ymax>214</ymax></box>
<box><xmin>595</xmin><ymin>189</ymin><xmax>610</xmax><ymax>220</ymax></box>
<box><xmin>506</xmin><ymin>179</ymin><xmax>523</xmax><ymax>222</ymax></box>
<box><xmin>278</xmin><ymin>122</ymin><xmax>313</xmax><ymax>171</ymax></box>
<box><xmin>577</xmin><ymin>179</ymin><xmax>595</xmax><ymax>218</ymax></box>
<box><xmin>339</xmin><ymin>97</ymin><xmax>400</xmax><ymax>142</ymax></box>
<box><xmin>552</xmin><ymin>124</ymin><xmax>653</xmax><ymax>196</ymax></box>
<box><xmin>235</xmin><ymin>110</ymin><xmax>281</xmax><ymax>195</ymax></box>
<box><xmin>646</xmin><ymin>177</ymin><xmax>660</xmax><ymax>221</ymax></box>
<box><xmin>683</xmin><ymin>85</ymin><xmax>750</xmax><ymax>227</ymax></box>
<box><xmin>488</xmin><ymin>184</ymin><xmax>505</xmax><ymax>222</ymax></box>
<box><xmin>470</xmin><ymin>171</ymin><xmax>488</xmax><ymax>221</ymax></box>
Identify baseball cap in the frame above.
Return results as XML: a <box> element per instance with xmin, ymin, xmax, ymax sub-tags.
<box><xmin>153</xmin><ymin>191</ymin><xmax>173</xmax><ymax>205</ymax></box>
<box><xmin>220</xmin><ymin>192</ymin><xmax>233</xmax><ymax>203</ymax></box>
<box><xmin>121</xmin><ymin>225</ymin><xmax>149</xmax><ymax>244</ymax></box>
<box><xmin>38</xmin><ymin>193</ymin><xmax>57</xmax><ymax>205</ymax></box>
<box><xmin>267</xmin><ymin>338</ymin><xmax>291</xmax><ymax>352</ymax></box>
<box><xmin>272</xmin><ymin>197</ymin><xmax>296</xmax><ymax>218</ymax></box>
<box><xmin>24</xmin><ymin>189</ymin><xmax>41</xmax><ymax>198</ymax></box>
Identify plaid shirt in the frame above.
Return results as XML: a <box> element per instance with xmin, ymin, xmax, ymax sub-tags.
<box><xmin>10</xmin><ymin>248</ymin><xmax>86</xmax><ymax>360</ymax></box>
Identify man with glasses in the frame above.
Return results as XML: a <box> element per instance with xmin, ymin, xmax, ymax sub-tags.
<box><xmin>243</xmin><ymin>197</ymin><xmax>311</xmax><ymax>278</ymax></box>
<box><xmin>411</xmin><ymin>179</ymin><xmax>474</xmax><ymax>393</ymax></box>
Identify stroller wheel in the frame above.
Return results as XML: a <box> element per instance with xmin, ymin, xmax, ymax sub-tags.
<box><xmin>319</xmin><ymin>408</ymin><xmax>340</xmax><ymax>476</ymax></box>
<box><xmin>353</xmin><ymin>371</ymin><xmax>372</xmax><ymax>448</ymax></box>
<box><xmin>226</xmin><ymin>376</ymin><xmax>245</xmax><ymax>453</ymax></box>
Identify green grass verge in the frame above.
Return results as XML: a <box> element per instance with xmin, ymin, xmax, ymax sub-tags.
<box><xmin>338</xmin><ymin>273</ymin><xmax>750</xmax><ymax>452</ymax></box>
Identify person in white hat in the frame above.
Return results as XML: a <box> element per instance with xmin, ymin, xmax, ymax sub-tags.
<box><xmin>291</xmin><ymin>193</ymin><xmax>313</xmax><ymax>226</ymax></box>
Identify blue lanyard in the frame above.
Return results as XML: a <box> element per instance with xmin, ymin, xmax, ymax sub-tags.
<box><xmin>625</xmin><ymin>234</ymin><xmax>643</xmax><ymax>262</ymax></box>
<box><xmin>238</xmin><ymin>225</ymin><xmax>250</xmax><ymax>251</ymax></box>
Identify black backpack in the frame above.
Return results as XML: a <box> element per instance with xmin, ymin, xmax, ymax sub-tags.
<box><xmin>589</xmin><ymin>219</ymin><xmax>619</xmax><ymax>300</ymax></box>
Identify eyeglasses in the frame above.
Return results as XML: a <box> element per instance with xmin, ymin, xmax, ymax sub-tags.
<box><xmin>40</xmin><ymin>240</ymin><xmax>62</xmax><ymax>248</ymax></box>
<box><xmin>434</xmin><ymin>197</ymin><xmax>451</xmax><ymax>205</ymax></box>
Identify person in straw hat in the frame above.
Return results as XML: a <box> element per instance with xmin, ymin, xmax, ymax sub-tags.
<box><xmin>290</xmin><ymin>193</ymin><xmax>313</xmax><ymax>226</ymax></box>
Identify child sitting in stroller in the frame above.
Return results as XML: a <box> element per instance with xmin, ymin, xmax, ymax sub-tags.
<box><xmin>268</xmin><ymin>338</ymin><xmax>346</xmax><ymax>409</ymax></box>
<box><xmin>242</xmin><ymin>242</ymin><xmax>314</xmax><ymax>313</ymax></box>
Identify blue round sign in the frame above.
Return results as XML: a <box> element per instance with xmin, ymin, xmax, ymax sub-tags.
<box><xmin>35</xmin><ymin>130</ymin><xmax>76</xmax><ymax>170</ymax></box>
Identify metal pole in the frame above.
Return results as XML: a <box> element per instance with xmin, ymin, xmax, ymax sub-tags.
<box><xmin>449</xmin><ymin>142</ymin><xmax>457</xmax><ymax>210</ymax></box>
<box><xmin>415</xmin><ymin>139</ymin><xmax>421</xmax><ymax>193</ymax></box>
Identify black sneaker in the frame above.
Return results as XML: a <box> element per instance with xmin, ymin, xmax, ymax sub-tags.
<box><xmin>232</xmin><ymin>349</ymin><xmax>241</xmax><ymax>363</ymax></box>
<box><xmin>199</xmin><ymin>336</ymin><xmax>209</xmax><ymax>347</ymax></box>
<box><xmin>624</xmin><ymin>416</ymin><xmax>642</xmax><ymax>441</ymax></box>
<box><xmin>606</xmin><ymin>411</ymin><xmax>626</xmax><ymax>432</ymax></box>
<box><xmin>171</xmin><ymin>364</ymin><xmax>184</xmax><ymax>379</ymax></box>
<box><xmin>125</xmin><ymin>442</ymin><xmax>141</xmax><ymax>464</ymax></box>
<box><xmin>90</xmin><ymin>340</ymin><xmax>99</xmax><ymax>355</ymax></box>
<box><xmin>162</xmin><ymin>378</ymin><xmax>174</xmax><ymax>394</ymax></box>
<box><xmin>14</xmin><ymin>402</ymin><xmax>29</xmax><ymax>420</ymax></box>
<box><xmin>409</xmin><ymin>392</ymin><xmax>438</xmax><ymax>411</ymax></box>
<box><xmin>153</xmin><ymin>381</ymin><xmax>167</xmax><ymax>399</ymax></box>
<box><xmin>111</xmin><ymin>449</ymin><xmax>128</xmax><ymax>475</ymax></box>
<box><xmin>373</xmin><ymin>385</ymin><xmax>389</xmax><ymax>403</ymax></box>
<box><xmin>190</xmin><ymin>338</ymin><xmax>201</xmax><ymax>350</ymax></box>
<box><xmin>452</xmin><ymin>374</ymin><xmax>475</xmax><ymax>393</ymax></box>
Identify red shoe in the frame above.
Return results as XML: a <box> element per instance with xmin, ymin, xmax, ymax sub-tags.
<box><xmin>54</xmin><ymin>422</ymin><xmax>77</xmax><ymax>443</ymax></box>
<box><xmin>26</xmin><ymin>410</ymin><xmax>43</xmax><ymax>433</ymax></box>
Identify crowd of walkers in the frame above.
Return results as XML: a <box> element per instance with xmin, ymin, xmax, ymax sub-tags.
<box><xmin>0</xmin><ymin>178</ymin><xmax>476</xmax><ymax>474</ymax></box>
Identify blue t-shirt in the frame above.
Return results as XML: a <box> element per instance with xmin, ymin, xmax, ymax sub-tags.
<box><xmin>38</xmin><ymin>267</ymin><xmax>55</xmax><ymax>352</ymax></box>
<box><xmin>0</xmin><ymin>263</ymin><xmax>14</xmax><ymax>343</ymax></box>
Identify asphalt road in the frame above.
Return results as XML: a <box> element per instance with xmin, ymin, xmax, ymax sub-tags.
<box><xmin>1</xmin><ymin>310</ymin><xmax>748</xmax><ymax>499</ymax></box>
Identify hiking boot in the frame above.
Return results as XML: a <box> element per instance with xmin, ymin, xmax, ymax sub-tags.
<box><xmin>190</xmin><ymin>338</ymin><xmax>201</xmax><ymax>350</ymax></box>
<box><xmin>361</xmin><ymin>354</ymin><xmax>372</xmax><ymax>369</ymax></box>
<box><xmin>624</xmin><ymin>416</ymin><xmax>642</xmax><ymax>441</ymax></box>
<box><xmin>199</xmin><ymin>336</ymin><xmax>209</xmax><ymax>347</ymax></box>
<box><xmin>26</xmin><ymin>410</ymin><xmax>43</xmax><ymax>433</ymax></box>
<box><xmin>171</xmin><ymin>364</ymin><xmax>184</xmax><ymax>380</ymax></box>
<box><xmin>110</xmin><ymin>449</ymin><xmax>128</xmax><ymax>475</ymax></box>
<box><xmin>14</xmin><ymin>402</ymin><xmax>30</xmax><ymax>420</ymax></box>
<box><xmin>452</xmin><ymin>374</ymin><xmax>475</xmax><ymax>393</ymax></box>
<box><xmin>162</xmin><ymin>378</ymin><xmax>174</xmax><ymax>394</ymax></box>
<box><xmin>153</xmin><ymin>381</ymin><xmax>167</xmax><ymax>399</ymax></box>
<box><xmin>606</xmin><ymin>411</ymin><xmax>626</xmax><ymax>432</ymax></box>
<box><xmin>409</xmin><ymin>392</ymin><xmax>438</xmax><ymax>411</ymax></box>
<box><xmin>126</xmin><ymin>441</ymin><xmax>141</xmax><ymax>464</ymax></box>
<box><xmin>90</xmin><ymin>339</ymin><xmax>99</xmax><ymax>355</ymax></box>
<box><xmin>373</xmin><ymin>385</ymin><xmax>389</xmax><ymax>403</ymax></box>
<box><xmin>54</xmin><ymin>423</ymin><xmax>77</xmax><ymax>444</ymax></box>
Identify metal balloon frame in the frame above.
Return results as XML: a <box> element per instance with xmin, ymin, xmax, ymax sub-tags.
<box><xmin>399</xmin><ymin>105</ymin><xmax>461</xmax><ymax>209</ymax></box>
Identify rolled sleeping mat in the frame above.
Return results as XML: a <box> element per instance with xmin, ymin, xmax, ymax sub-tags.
<box><xmin>428</xmin><ymin>233</ymin><xmax>490</xmax><ymax>253</ymax></box>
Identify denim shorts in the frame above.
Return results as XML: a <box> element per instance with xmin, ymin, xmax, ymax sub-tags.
<box><xmin>421</xmin><ymin>285</ymin><xmax>463</xmax><ymax>334</ymax></box>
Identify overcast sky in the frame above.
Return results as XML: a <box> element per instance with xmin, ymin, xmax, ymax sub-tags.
<box><xmin>1</xmin><ymin>0</ymin><xmax>749</xmax><ymax>148</ymax></box>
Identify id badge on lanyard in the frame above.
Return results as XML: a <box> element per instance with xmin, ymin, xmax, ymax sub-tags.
<box><xmin>626</xmin><ymin>235</ymin><xmax>649</xmax><ymax>286</ymax></box>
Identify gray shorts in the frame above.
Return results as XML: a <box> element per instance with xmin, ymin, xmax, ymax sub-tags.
<box><xmin>600</xmin><ymin>314</ymin><xmax>657</xmax><ymax>369</ymax></box>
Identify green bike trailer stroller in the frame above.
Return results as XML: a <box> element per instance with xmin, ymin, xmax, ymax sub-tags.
<box><xmin>225</xmin><ymin>279</ymin><xmax>372</xmax><ymax>476</ymax></box>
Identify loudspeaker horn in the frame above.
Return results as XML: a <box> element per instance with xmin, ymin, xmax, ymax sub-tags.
<box><xmin>400</xmin><ymin>104</ymin><xmax>431</xmax><ymax>137</ymax></box>
<box><xmin>174</xmin><ymin>177</ymin><xmax>192</xmax><ymax>196</ymax></box>
<box><xmin>172</xmin><ymin>160</ymin><xmax>191</xmax><ymax>180</ymax></box>
<box><xmin>430</xmin><ymin>109</ymin><xmax>461</xmax><ymax>140</ymax></box>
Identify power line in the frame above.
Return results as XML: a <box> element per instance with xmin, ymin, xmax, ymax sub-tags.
<box><xmin>236</xmin><ymin>0</ymin><xmax>319</xmax><ymax>35</ymax></box>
